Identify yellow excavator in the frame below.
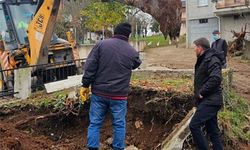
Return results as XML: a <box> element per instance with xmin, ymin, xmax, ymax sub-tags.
<box><xmin>0</xmin><ymin>0</ymin><xmax>80</xmax><ymax>94</ymax></box>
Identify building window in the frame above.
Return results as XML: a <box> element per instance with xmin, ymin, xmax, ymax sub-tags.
<box><xmin>198</xmin><ymin>0</ymin><xmax>208</xmax><ymax>6</ymax></box>
<box><xmin>199</xmin><ymin>19</ymin><xmax>208</xmax><ymax>24</ymax></box>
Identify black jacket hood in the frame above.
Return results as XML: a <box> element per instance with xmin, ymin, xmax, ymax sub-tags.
<box><xmin>204</xmin><ymin>48</ymin><xmax>224</xmax><ymax>63</ymax></box>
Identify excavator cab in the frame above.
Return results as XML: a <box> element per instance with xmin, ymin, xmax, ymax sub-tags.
<box><xmin>0</xmin><ymin>0</ymin><xmax>37</xmax><ymax>50</ymax></box>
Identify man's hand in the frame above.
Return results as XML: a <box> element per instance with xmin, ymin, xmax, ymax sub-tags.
<box><xmin>199</xmin><ymin>94</ymin><xmax>203</xmax><ymax>99</ymax></box>
<box><xmin>80</xmin><ymin>87</ymin><xmax>90</xmax><ymax>102</ymax></box>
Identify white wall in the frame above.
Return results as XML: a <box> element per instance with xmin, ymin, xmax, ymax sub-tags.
<box><xmin>188</xmin><ymin>0</ymin><xmax>215</xmax><ymax>20</ymax></box>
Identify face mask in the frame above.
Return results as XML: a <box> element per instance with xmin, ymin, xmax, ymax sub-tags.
<box><xmin>212</xmin><ymin>34</ymin><xmax>220</xmax><ymax>41</ymax></box>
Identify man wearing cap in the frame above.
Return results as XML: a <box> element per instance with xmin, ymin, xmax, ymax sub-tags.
<box><xmin>80</xmin><ymin>22</ymin><xmax>141</xmax><ymax>150</ymax></box>
<box><xmin>189</xmin><ymin>37</ymin><xmax>224</xmax><ymax>150</ymax></box>
<box><xmin>211</xmin><ymin>30</ymin><xmax>228</xmax><ymax>68</ymax></box>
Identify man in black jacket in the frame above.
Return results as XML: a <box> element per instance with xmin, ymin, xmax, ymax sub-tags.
<box><xmin>81</xmin><ymin>22</ymin><xmax>141</xmax><ymax>150</ymax></box>
<box><xmin>189</xmin><ymin>37</ymin><xmax>223</xmax><ymax>150</ymax></box>
<box><xmin>211</xmin><ymin>30</ymin><xmax>228</xmax><ymax>68</ymax></box>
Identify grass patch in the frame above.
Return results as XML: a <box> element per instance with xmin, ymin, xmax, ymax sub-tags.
<box><xmin>163</xmin><ymin>78</ymin><xmax>189</xmax><ymax>88</ymax></box>
<box><xmin>220</xmin><ymin>70</ymin><xmax>250</xmax><ymax>142</ymax></box>
<box><xmin>130</xmin><ymin>34</ymin><xmax>169</xmax><ymax>48</ymax></box>
<box><xmin>219</xmin><ymin>90</ymin><xmax>250</xmax><ymax>141</ymax></box>
<box><xmin>130</xmin><ymin>34</ymin><xmax>186</xmax><ymax>49</ymax></box>
<box><xmin>131</xmin><ymin>73</ymin><xmax>192</xmax><ymax>93</ymax></box>
<box><xmin>0</xmin><ymin>89</ymin><xmax>72</xmax><ymax>110</ymax></box>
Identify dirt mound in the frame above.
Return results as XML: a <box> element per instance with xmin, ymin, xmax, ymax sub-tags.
<box><xmin>0</xmin><ymin>123</ymin><xmax>52</xmax><ymax>150</ymax></box>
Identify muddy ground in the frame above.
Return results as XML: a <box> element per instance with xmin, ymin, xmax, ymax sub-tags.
<box><xmin>145</xmin><ymin>45</ymin><xmax>250</xmax><ymax>103</ymax></box>
<box><xmin>0</xmin><ymin>87</ymin><xmax>193</xmax><ymax>150</ymax></box>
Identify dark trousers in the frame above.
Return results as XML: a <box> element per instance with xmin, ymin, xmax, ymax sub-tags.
<box><xmin>189</xmin><ymin>103</ymin><xmax>223</xmax><ymax>150</ymax></box>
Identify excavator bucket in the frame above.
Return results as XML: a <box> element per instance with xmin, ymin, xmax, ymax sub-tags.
<box><xmin>27</xmin><ymin>0</ymin><xmax>61</xmax><ymax>65</ymax></box>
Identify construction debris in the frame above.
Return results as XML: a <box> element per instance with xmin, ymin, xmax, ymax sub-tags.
<box><xmin>229</xmin><ymin>24</ymin><xmax>250</xmax><ymax>56</ymax></box>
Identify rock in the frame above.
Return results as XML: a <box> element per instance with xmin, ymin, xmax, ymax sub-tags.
<box><xmin>105</xmin><ymin>137</ymin><xmax>113</xmax><ymax>145</ymax></box>
<box><xmin>100</xmin><ymin>143</ymin><xmax>112</xmax><ymax>150</ymax></box>
<box><xmin>243</xmin><ymin>126</ymin><xmax>250</xmax><ymax>133</ymax></box>
<box><xmin>68</xmin><ymin>91</ymin><xmax>77</xmax><ymax>100</ymax></box>
<box><xmin>65</xmin><ymin>139</ymin><xmax>70</xmax><ymax>143</ymax></box>
<box><xmin>135</xmin><ymin>120</ymin><xmax>143</xmax><ymax>129</ymax></box>
<box><xmin>245</xmin><ymin>115</ymin><xmax>250</xmax><ymax>121</ymax></box>
<box><xmin>125</xmin><ymin>145</ymin><xmax>139</xmax><ymax>150</ymax></box>
<box><xmin>234</xmin><ymin>51</ymin><xmax>243</xmax><ymax>56</ymax></box>
<box><xmin>0</xmin><ymin>127</ymin><xmax>7</xmax><ymax>133</ymax></box>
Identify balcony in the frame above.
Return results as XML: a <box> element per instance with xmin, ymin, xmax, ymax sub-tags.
<box><xmin>216</xmin><ymin>0</ymin><xmax>248</xmax><ymax>9</ymax></box>
<box><xmin>214</xmin><ymin>0</ymin><xmax>250</xmax><ymax>15</ymax></box>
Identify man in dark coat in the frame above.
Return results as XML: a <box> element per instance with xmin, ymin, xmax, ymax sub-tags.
<box><xmin>80</xmin><ymin>22</ymin><xmax>141</xmax><ymax>150</ymax></box>
<box><xmin>211</xmin><ymin>30</ymin><xmax>228</xmax><ymax>68</ymax></box>
<box><xmin>189</xmin><ymin>37</ymin><xmax>224</xmax><ymax>150</ymax></box>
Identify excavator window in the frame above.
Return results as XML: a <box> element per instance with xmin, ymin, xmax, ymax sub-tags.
<box><xmin>0</xmin><ymin>4</ymin><xmax>16</xmax><ymax>50</ymax></box>
<box><xmin>9</xmin><ymin>3</ymin><xmax>37</xmax><ymax>44</ymax></box>
<box><xmin>0</xmin><ymin>5</ymin><xmax>8</xmax><ymax>41</ymax></box>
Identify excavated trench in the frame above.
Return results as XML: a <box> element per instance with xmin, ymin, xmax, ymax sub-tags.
<box><xmin>0</xmin><ymin>86</ymin><xmax>193</xmax><ymax>150</ymax></box>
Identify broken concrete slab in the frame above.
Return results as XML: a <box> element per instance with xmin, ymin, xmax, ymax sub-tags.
<box><xmin>161</xmin><ymin>108</ymin><xmax>196</xmax><ymax>150</ymax></box>
<box><xmin>45</xmin><ymin>75</ymin><xmax>82</xmax><ymax>93</ymax></box>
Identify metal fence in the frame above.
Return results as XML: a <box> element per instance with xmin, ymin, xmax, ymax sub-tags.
<box><xmin>0</xmin><ymin>59</ymin><xmax>86</xmax><ymax>99</ymax></box>
<box><xmin>0</xmin><ymin>67</ymin><xmax>15</xmax><ymax>98</ymax></box>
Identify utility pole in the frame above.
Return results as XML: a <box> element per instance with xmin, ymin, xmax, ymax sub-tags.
<box><xmin>186</xmin><ymin>0</ymin><xmax>189</xmax><ymax>48</ymax></box>
<box><xmin>136</xmin><ymin>21</ymin><xmax>138</xmax><ymax>51</ymax></box>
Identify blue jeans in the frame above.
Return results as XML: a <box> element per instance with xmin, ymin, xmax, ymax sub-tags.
<box><xmin>189</xmin><ymin>103</ymin><xmax>223</xmax><ymax>150</ymax></box>
<box><xmin>87</xmin><ymin>94</ymin><xmax>127</xmax><ymax>150</ymax></box>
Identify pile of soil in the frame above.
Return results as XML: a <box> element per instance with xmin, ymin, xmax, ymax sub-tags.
<box><xmin>0</xmin><ymin>86</ymin><xmax>193</xmax><ymax>150</ymax></box>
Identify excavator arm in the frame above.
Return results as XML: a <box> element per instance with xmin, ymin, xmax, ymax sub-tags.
<box><xmin>27</xmin><ymin>0</ymin><xmax>61</xmax><ymax>65</ymax></box>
